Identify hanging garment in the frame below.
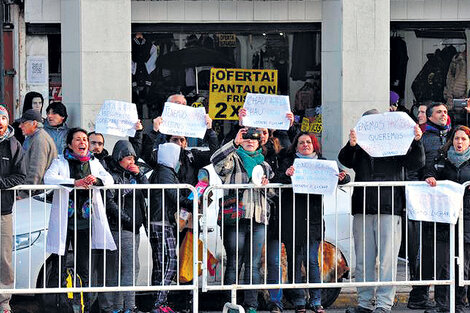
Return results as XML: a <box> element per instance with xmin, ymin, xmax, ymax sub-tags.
<box><xmin>131</xmin><ymin>37</ymin><xmax>157</xmax><ymax>87</ymax></box>
<box><xmin>444</xmin><ymin>52</ymin><xmax>467</xmax><ymax>105</ymax></box>
<box><xmin>390</xmin><ymin>37</ymin><xmax>409</xmax><ymax>98</ymax></box>
<box><xmin>294</xmin><ymin>82</ymin><xmax>315</xmax><ymax>113</ymax></box>
<box><xmin>411</xmin><ymin>49</ymin><xmax>447</xmax><ymax>103</ymax></box>
<box><xmin>290</xmin><ymin>33</ymin><xmax>317</xmax><ymax>81</ymax></box>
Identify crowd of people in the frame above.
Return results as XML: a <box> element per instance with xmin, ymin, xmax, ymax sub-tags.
<box><xmin>0</xmin><ymin>91</ymin><xmax>468</xmax><ymax>313</ymax></box>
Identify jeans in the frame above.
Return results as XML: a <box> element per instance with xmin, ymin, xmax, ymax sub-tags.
<box><xmin>353</xmin><ymin>214</ymin><xmax>402</xmax><ymax>311</ymax></box>
<box><xmin>407</xmin><ymin>220</ymin><xmax>434</xmax><ymax>302</ymax></box>
<box><xmin>433</xmin><ymin>240</ymin><xmax>470</xmax><ymax>312</ymax></box>
<box><xmin>98</xmin><ymin>230</ymin><xmax>140</xmax><ymax>312</ymax></box>
<box><xmin>0</xmin><ymin>214</ymin><xmax>13</xmax><ymax>311</ymax></box>
<box><xmin>223</xmin><ymin>219</ymin><xmax>266</xmax><ymax>309</ymax></box>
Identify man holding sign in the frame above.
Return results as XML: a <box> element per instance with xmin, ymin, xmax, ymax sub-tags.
<box><xmin>131</xmin><ymin>94</ymin><xmax>218</xmax><ymax>188</ymax></box>
<box><xmin>338</xmin><ymin>109</ymin><xmax>424</xmax><ymax>313</ymax></box>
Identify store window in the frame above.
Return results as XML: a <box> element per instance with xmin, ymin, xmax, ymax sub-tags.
<box><xmin>131</xmin><ymin>30</ymin><xmax>321</xmax><ymax>140</ymax></box>
<box><xmin>48</xmin><ymin>34</ymin><xmax>62</xmax><ymax>102</ymax></box>
<box><xmin>390</xmin><ymin>22</ymin><xmax>469</xmax><ymax>126</ymax></box>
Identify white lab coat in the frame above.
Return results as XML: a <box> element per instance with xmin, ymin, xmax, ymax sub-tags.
<box><xmin>44</xmin><ymin>155</ymin><xmax>117</xmax><ymax>255</ymax></box>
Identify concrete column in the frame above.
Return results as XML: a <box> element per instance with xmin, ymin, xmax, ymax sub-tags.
<box><xmin>61</xmin><ymin>0</ymin><xmax>131</xmax><ymax>129</ymax></box>
<box><xmin>321</xmin><ymin>0</ymin><xmax>390</xmax><ymax>160</ymax></box>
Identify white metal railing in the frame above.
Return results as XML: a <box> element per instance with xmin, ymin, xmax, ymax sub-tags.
<box><xmin>1</xmin><ymin>184</ymin><xmax>199</xmax><ymax>312</ymax></box>
<box><xmin>201</xmin><ymin>182</ymin><xmax>457</xmax><ymax>312</ymax></box>
<box><xmin>1</xmin><ymin>181</ymin><xmax>465</xmax><ymax>312</ymax></box>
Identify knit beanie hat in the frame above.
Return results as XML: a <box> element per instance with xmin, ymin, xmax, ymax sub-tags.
<box><xmin>0</xmin><ymin>105</ymin><xmax>8</xmax><ymax>122</ymax></box>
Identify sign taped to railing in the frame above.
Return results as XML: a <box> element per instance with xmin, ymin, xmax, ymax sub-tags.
<box><xmin>95</xmin><ymin>100</ymin><xmax>139</xmax><ymax>137</ymax></box>
<box><xmin>406</xmin><ymin>180</ymin><xmax>464</xmax><ymax>224</ymax></box>
<box><xmin>354</xmin><ymin>112</ymin><xmax>416</xmax><ymax>157</ymax></box>
<box><xmin>292</xmin><ymin>159</ymin><xmax>339</xmax><ymax>195</ymax></box>
<box><xmin>242</xmin><ymin>93</ymin><xmax>291</xmax><ymax>130</ymax></box>
<box><xmin>159</xmin><ymin>102</ymin><xmax>207</xmax><ymax>139</ymax></box>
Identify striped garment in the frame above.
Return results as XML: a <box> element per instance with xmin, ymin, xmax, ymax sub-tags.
<box><xmin>210</xmin><ymin>141</ymin><xmax>274</xmax><ymax>225</ymax></box>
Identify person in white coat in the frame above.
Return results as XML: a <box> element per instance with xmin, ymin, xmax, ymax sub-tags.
<box><xmin>44</xmin><ymin>127</ymin><xmax>116</xmax><ymax>311</ymax></box>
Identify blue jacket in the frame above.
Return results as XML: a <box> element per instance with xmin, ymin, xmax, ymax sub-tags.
<box><xmin>44</xmin><ymin>120</ymin><xmax>69</xmax><ymax>155</ymax></box>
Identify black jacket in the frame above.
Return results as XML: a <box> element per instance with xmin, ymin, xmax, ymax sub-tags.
<box><xmin>425</xmin><ymin>153</ymin><xmax>470</xmax><ymax>243</ymax></box>
<box><xmin>149</xmin><ymin>164</ymin><xmax>193</xmax><ymax>225</ymax></box>
<box><xmin>106</xmin><ymin>141</ymin><xmax>148</xmax><ymax>233</ymax></box>
<box><xmin>407</xmin><ymin>122</ymin><xmax>450</xmax><ymax>181</ymax></box>
<box><xmin>131</xmin><ymin>128</ymin><xmax>218</xmax><ymax>187</ymax></box>
<box><xmin>0</xmin><ymin>126</ymin><xmax>26</xmax><ymax>215</ymax></box>
<box><xmin>338</xmin><ymin>139</ymin><xmax>425</xmax><ymax>215</ymax></box>
<box><xmin>273</xmin><ymin>152</ymin><xmax>350</xmax><ymax>243</ymax></box>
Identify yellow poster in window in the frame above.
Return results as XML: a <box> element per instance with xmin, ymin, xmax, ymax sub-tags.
<box><xmin>209</xmin><ymin>68</ymin><xmax>278</xmax><ymax>120</ymax></box>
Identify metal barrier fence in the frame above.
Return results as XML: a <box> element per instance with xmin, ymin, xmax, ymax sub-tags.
<box><xmin>459</xmin><ymin>182</ymin><xmax>470</xmax><ymax>291</ymax></box>
<box><xmin>1</xmin><ymin>184</ymin><xmax>199</xmax><ymax>312</ymax></box>
<box><xmin>201</xmin><ymin>182</ymin><xmax>458</xmax><ymax>312</ymax></box>
<box><xmin>0</xmin><ymin>181</ymin><xmax>465</xmax><ymax>312</ymax></box>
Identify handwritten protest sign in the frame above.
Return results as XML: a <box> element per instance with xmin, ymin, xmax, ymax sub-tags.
<box><xmin>405</xmin><ymin>181</ymin><xmax>464</xmax><ymax>224</ymax></box>
<box><xmin>159</xmin><ymin>102</ymin><xmax>207</xmax><ymax>139</ymax></box>
<box><xmin>95</xmin><ymin>100</ymin><xmax>139</xmax><ymax>137</ymax></box>
<box><xmin>209</xmin><ymin>68</ymin><xmax>278</xmax><ymax>120</ymax></box>
<box><xmin>291</xmin><ymin>159</ymin><xmax>339</xmax><ymax>195</ymax></box>
<box><xmin>354</xmin><ymin>112</ymin><xmax>416</xmax><ymax>157</ymax></box>
<box><xmin>241</xmin><ymin>93</ymin><xmax>290</xmax><ymax>130</ymax></box>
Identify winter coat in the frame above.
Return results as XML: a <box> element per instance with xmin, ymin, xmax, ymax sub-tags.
<box><xmin>94</xmin><ymin>148</ymin><xmax>112</xmax><ymax>170</ymax></box>
<box><xmin>412</xmin><ymin>50</ymin><xmax>447</xmax><ymax>103</ymax></box>
<box><xmin>211</xmin><ymin>141</ymin><xmax>274</xmax><ymax>225</ymax></box>
<box><xmin>149</xmin><ymin>143</ymin><xmax>193</xmax><ymax>225</ymax></box>
<box><xmin>44</xmin><ymin>155</ymin><xmax>116</xmax><ymax>255</ymax></box>
<box><xmin>106</xmin><ymin>141</ymin><xmax>148</xmax><ymax>233</ymax></box>
<box><xmin>407</xmin><ymin>122</ymin><xmax>450</xmax><ymax>181</ymax></box>
<box><xmin>43</xmin><ymin>120</ymin><xmax>69</xmax><ymax>155</ymax></box>
<box><xmin>274</xmin><ymin>152</ymin><xmax>350</xmax><ymax>244</ymax></box>
<box><xmin>444</xmin><ymin>52</ymin><xmax>467</xmax><ymax>106</ymax></box>
<box><xmin>425</xmin><ymin>152</ymin><xmax>470</xmax><ymax>243</ymax></box>
<box><xmin>18</xmin><ymin>128</ymin><xmax>57</xmax><ymax>198</ymax></box>
<box><xmin>130</xmin><ymin>128</ymin><xmax>218</xmax><ymax>188</ymax></box>
<box><xmin>338</xmin><ymin>139</ymin><xmax>425</xmax><ymax>215</ymax></box>
<box><xmin>0</xmin><ymin>126</ymin><xmax>26</xmax><ymax>215</ymax></box>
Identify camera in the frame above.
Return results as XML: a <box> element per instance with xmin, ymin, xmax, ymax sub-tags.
<box><xmin>242</xmin><ymin>128</ymin><xmax>262</xmax><ymax>140</ymax></box>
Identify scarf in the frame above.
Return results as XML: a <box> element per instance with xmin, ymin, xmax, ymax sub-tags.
<box><xmin>236</xmin><ymin>147</ymin><xmax>265</xmax><ymax>179</ymax></box>
<box><xmin>64</xmin><ymin>147</ymin><xmax>92</xmax><ymax>163</ymax></box>
<box><xmin>0</xmin><ymin>127</ymin><xmax>10</xmax><ymax>143</ymax></box>
<box><xmin>296</xmin><ymin>151</ymin><xmax>318</xmax><ymax>159</ymax></box>
<box><xmin>425</xmin><ymin>121</ymin><xmax>451</xmax><ymax>134</ymax></box>
<box><xmin>447</xmin><ymin>146</ymin><xmax>470</xmax><ymax>168</ymax></box>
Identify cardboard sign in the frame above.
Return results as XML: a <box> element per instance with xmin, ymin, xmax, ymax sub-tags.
<box><xmin>159</xmin><ymin>102</ymin><xmax>207</xmax><ymax>139</ymax></box>
<box><xmin>95</xmin><ymin>100</ymin><xmax>139</xmax><ymax>137</ymax></box>
<box><xmin>209</xmin><ymin>68</ymin><xmax>278</xmax><ymax>120</ymax></box>
<box><xmin>301</xmin><ymin>115</ymin><xmax>323</xmax><ymax>133</ymax></box>
<box><xmin>354</xmin><ymin>112</ymin><xmax>416</xmax><ymax>157</ymax></box>
<box><xmin>241</xmin><ymin>93</ymin><xmax>291</xmax><ymax>130</ymax></box>
<box><xmin>291</xmin><ymin>159</ymin><xmax>339</xmax><ymax>195</ymax></box>
<box><xmin>406</xmin><ymin>181</ymin><xmax>464</xmax><ymax>224</ymax></box>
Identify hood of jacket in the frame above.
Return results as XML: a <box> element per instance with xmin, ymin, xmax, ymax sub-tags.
<box><xmin>157</xmin><ymin>142</ymin><xmax>181</xmax><ymax>170</ymax></box>
<box><xmin>112</xmin><ymin>140</ymin><xmax>136</xmax><ymax>162</ymax></box>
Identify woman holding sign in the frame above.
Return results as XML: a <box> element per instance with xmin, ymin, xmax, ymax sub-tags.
<box><xmin>210</xmin><ymin>127</ymin><xmax>274</xmax><ymax>313</ymax></box>
<box><xmin>269</xmin><ymin>132</ymin><xmax>349</xmax><ymax>313</ymax></box>
<box><xmin>425</xmin><ymin>125</ymin><xmax>470</xmax><ymax>313</ymax></box>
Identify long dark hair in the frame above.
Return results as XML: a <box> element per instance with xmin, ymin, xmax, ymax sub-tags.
<box><xmin>441</xmin><ymin>125</ymin><xmax>470</xmax><ymax>154</ymax></box>
<box><xmin>23</xmin><ymin>91</ymin><xmax>44</xmax><ymax>114</ymax></box>
<box><xmin>287</xmin><ymin>132</ymin><xmax>321</xmax><ymax>155</ymax></box>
